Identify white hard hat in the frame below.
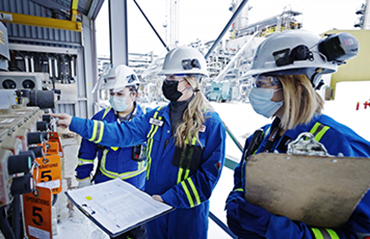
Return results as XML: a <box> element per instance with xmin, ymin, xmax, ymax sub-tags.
<box><xmin>158</xmin><ymin>46</ymin><xmax>209</xmax><ymax>77</ymax></box>
<box><xmin>101</xmin><ymin>65</ymin><xmax>140</xmax><ymax>92</ymax></box>
<box><xmin>244</xmin><ymin>30</ymin><xmax>338</xmax><ymax>88</ymax></box>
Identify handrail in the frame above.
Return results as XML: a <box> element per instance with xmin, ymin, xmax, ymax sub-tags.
<box><xmin>208</xmin><ymin>121</ymin><xmax>242</xmax><ymax>238</ymax></box>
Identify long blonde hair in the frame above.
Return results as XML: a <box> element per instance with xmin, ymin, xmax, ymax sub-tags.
<box><xmin>174</xmin><ymin>75</ymin><xmax>214</xmax><ymax>148</ymax></box>
<box><xmin>278</xmin><ymin>74</ymin><xmax>324</xmax><ymax>130</ymax></box>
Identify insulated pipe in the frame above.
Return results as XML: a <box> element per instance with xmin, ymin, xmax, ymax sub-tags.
<box><xmin>205</xmin><ymin>0</ymin><xmax>249</xmax><ymax>59</ymax></box>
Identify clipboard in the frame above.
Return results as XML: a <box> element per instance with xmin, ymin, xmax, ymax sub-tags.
<box><xmin>245</xmin><ymin>153</ymin><xmax>370</xmax><ymax>228</ymax></box>
<box><xmin>65</xmin><ymin>179</ymin><xmax>174</xmax><ymax>237</ymax></box>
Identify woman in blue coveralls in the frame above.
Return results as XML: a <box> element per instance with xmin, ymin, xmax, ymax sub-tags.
<box><xmin>225</xmin><ymin>30</ymin><xmax>370</xmax><ymax>239</ymax></box>
<box><xmin>76</xmin><ymin>65</ymin><xmax>148</xmax><ymax>239</ymax></box>
<box><xmin>52</xmin><ymin>46</ymin><xmax>226</xmax><ymax>239</ymax></box>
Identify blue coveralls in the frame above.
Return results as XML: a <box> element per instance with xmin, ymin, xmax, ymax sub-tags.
<box><xmin>75</xmin><ymin>105</ymin><xmax>147</xmax><ymax>190</ymax></box>
<box><xmin>70</xmin><ymin>104</ymin><xmax>226</xmax><ymax>239</ymax></box>
<box><xmin>227</xmin><ymin>114</ymin><xmax>370</xmax><ymax>239</ymax></box>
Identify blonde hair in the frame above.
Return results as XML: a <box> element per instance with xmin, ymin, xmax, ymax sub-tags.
<box><xmin>174</xmin><ymin>76</ymin><xmax>214</xmax><ymax>148</ymax></box>
<box><xmin>278</xmin><ymin>74</ymin><xmax>324</xmax><ymax>130</ymax></box>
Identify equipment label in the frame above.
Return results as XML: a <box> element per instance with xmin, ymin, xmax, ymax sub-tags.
<box><xmin>48</xmin><ymin>132</ymin><xmax>64</xmax><ymax>157</ymax></box>
<box><xmin>23</xmin><ymin>186</ymin><xmax>52</xmax><ymax>239</ymax></box>
<box><xmin>33</xmin><ymin>155</ymin><xmax>62</xmax><ymax>194</ymax></box>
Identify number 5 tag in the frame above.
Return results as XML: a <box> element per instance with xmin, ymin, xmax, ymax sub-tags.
<box><xmin>23</xmin><ymin>186</ymin><xmax>52</xmax><ymax>239</ymax></box>
<box><xmin>33</xmin><ymin>155</ymin><xmax>62</xmax><ymax>194</ymax></box>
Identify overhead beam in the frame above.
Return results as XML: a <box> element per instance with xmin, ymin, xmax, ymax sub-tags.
<box><xmin>0</xmin><ymin>11</ymin><xmax>82</xmax><ymax>32</ymax></box>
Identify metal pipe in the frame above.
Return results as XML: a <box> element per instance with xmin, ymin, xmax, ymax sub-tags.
<box><xmin>48</xmin><ymin>58</ymin><xmax>53</xmax><ymax>77</ymax></box>
<box><xmin>214</xmin><ymin>31</ymin><xmax>259</xmax><ymax>82</ymax></box>
<box><xmin>132</xmin><ymin>0</ymin><xmax>170</xmax><ymax>52</ymax></box>
<box><xmin>205</xmin><ymin>0</ymin><xmax>249</xmax><ymax>59</ymax></box>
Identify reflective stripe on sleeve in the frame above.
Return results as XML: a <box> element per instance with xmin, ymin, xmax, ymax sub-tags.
<box><xmin>89</xmin><ymin>120</ymin><xmax>105</xmax><ymax>143</ymax></box>
<box><xmin>78</xmin><ymin>158</ymin><xmax>94</xmax><ymax>166</ymax></box>
<box><xmin>311</xmin><ymin>228</ymin><xmax>339</xmax><ymax>239</ymax></box>
<box><xmin>181</xmin><ymin>177</ymin><xmax>201</xmax><ymax>208</ymax></box>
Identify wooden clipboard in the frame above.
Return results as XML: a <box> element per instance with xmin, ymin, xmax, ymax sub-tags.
<box><xmin>245</xmin><ymin>153</ymin><xmax>370</xmax><ymax>228</ymax></box>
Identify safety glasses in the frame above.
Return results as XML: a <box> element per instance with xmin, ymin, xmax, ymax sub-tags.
<box><xmin>165</xmin><ymin>74</ymin><xmax>186</xmax><ymax>81</ymax></box>
<box><xmin>252</xmin><ymin>75</ymin><xmax>281</xmax><ymax>88</ymax></box>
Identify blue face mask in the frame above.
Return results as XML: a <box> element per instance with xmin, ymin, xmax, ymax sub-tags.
<box><xmin>109</xmin><ymin>96</ymin><xmax>129</xmax><ymax>112</ymax></box>
<box><xmin>248</xmin><ymin>87</ymin><xmax>284</xmax><ymax>118</ymax></box>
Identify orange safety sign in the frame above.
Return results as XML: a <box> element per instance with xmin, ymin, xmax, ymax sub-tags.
<box><xmin>33</xmin><ymin>155</ymin><xmax>62</xmax><ymax>194</ymax></box>
<box><xmin>23</xmin><ymin>186</ymin><xmax>53</xmax><ymax>239</ymax></box>
<box><xmin>48</xmin><ymin>132</ymin><xmax>64</xmax><ymax>157</ymax></box>
<box><xmin>40</xmin><ymin>142</ymin><xmax>60</xmax><ymax>156</ymax></box>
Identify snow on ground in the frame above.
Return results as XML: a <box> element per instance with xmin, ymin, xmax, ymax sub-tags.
<box><xmin>54</xmin><ymin>81</ymin><xmax>370</xmax><ymax>239</ymax></box>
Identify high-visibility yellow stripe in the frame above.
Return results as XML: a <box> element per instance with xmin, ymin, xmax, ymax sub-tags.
<box><xmin>187</xmin><ymin>178</ymin><xmax>201</xmax><ymax>206</ymax></box>
<box><xmin>102</xmin><ymin>107</ymin><xmax>112</xmax><ymax>119</ymax></box>
<box><xmin>76</xmin><ymin>177</ymin><xmax>90</xmax><ymax>181</ymax></box>
<box><xmin>177</xmin><ymin>168</ymin><xmax>183</xmax><ymax>184</ymax></box>
<box><xmin>326</xmin><ymin>229</ymin><xmax>339</xmax><ymax>239</ymax></box>
<box><xmin>309</xmin><ymin>122</ymin><xmax>320</xmax><ymax>135</ymax></box>
<box><xmin>315</xmin><ymin>126</ymin><xmax>330</xmax><ymax>141</ymax></box>
<box><xmin>89</xmin><ymin>120</ymin><xmax>98</xmax><ymax>141</ymax></box>
<box><xmin>191</xmin><ymin>136</ymin><xmax>197</xmax><ymax>145</ymax></box>
<box><xmin>99</xmin><ymin>149</ymin><xmax>146</xmax><ymax>180</ymax></box>
<box><xmin>146</xmin><ymin>138</ymin><xmax>154</xmax><ymax>180</ymax></box>
<box><xmin>78</xmin><ymin>158</ymin><xmax>94</xmax><ymax>163</ymax></box>
<box><xmin>309</xmin><ymin>122</ymin><xmax>330</xmax><ymax>142</ymax></box>
<box><xmin>78</xmin><ymin>158</ymin><xmax>94</xmax><ymax>166</ymax></box>
<box><xmin>311</xmin><ymin>228</ymin><xmax>324</xmax><ymax>239</ymax></box>
<box><xmin>234</xmin><ymin>188</ymin><xmax>244</xmax><ymax>192</ymax></box>
<box><xmin>146</xmin><ymin>107</ymin><xmax>163</xmax><ymax>180</ymax></box>
<box><xmin>95</xmin><ymin>121</ymin><xmax>105</xmax><ymax>143</ymax></box>
<box><xmin>184</xmin><ymin>169</ymin><xmax>190</xmax><ymax>180</ymax></box>
<box><xmin>146</xmin><ymin>116</ymin><xmax>161</xmax><ymax>179</ymax></box>
<box><xmin>177</xmin><ymin>134</ymin><xmax>197</xmax><ymax>183</ymax></box>
<box><xmin>265</xmin><ymin>126</ymin><xmax>271</xmax><ymax>137</ymax></box>
<box><xmin>181</xmin><ymin>181</ymin><xmax>194</xmax><ymax>207</ymax></box>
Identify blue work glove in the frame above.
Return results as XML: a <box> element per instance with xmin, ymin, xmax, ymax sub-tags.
<box><xmin>226</xmin><ymin>193</ymin><xmax>271</xmax><ymax>237</ymax></box>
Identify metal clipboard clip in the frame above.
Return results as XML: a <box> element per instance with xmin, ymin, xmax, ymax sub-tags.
<box><xmin>80</xmin><ymin>203</ymin><xmax>96</xmax><ymax>216</ymax></box>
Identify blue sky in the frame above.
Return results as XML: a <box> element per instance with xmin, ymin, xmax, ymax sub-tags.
<box><xmin>95</xmin><ymin>0</ymin><xmax>365</xmax><ymax>56</ymax></box>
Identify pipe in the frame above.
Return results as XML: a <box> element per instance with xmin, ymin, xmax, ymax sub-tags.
<box><xmin>132</xmin><ymin>0</ymin><xmax>170</xmax><ymax>52</ymax></box>
<box><xmin>214</xmin><ymin>31</ymin><xmax>259</xmax><ymax>82</ymax></box>
<box><xmin>0</xmin><ymin>206</ymin><xmax>16</xmax><ymax>239</ymax></box>
<box><xmin>205</xmin><ymin>0</ymin><xmax>249</xmax><ymax>59</ymax></box>
<box><xmin>11</xmin><ymin>196</ymin><xmax>21</xmax><ymax>239</ymax></box>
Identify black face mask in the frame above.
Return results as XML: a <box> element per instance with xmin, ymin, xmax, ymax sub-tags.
<box><xmin>162</xmin><ymin>80</ymin><xmax>183</xmax><ymax>102</ymax></box>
